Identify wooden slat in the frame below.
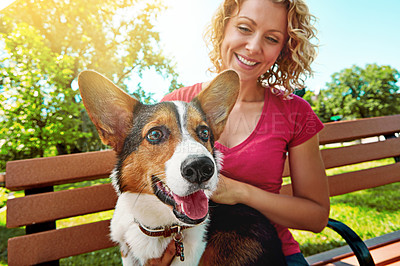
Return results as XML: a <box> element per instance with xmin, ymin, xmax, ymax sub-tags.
<box><xmin>282</xmin><ymin>162</ymin><xmax>400</xmax><ymax>197</ymax></box>
<box><xmin>319</xmin><ymin>115</ymin><xmax>400</xmax><ymax>145</ymax></box>
<box><xmin>372</xmin><ymin>242</ymin><xmax>400</xmax><ymax>266</ymax></box>
<box><xmin>5</xmin><ymin>150</ymin><xmax>116</xmax><ymax>191</ymax></box>
<box><xmin>7</xmin><ymin>220</ymin><xmax>116</xmax><ymax>265</ymax></box>
<box><xmin>282</xmin><ymin>137</ymin><xmax>400</xmax><ymax>177</ymax></box>
<box><xmin>329</xmin><ymin>241</ymin><xmax>400</xmax><ymax>266</ymax></box>
<box><xmin>307</xmin><ymin>231</ymin><xmax>400</xmax><ymax>265</ymax></box>
<box><xmin>327</xmin><ymin>163</ymin><xmax>400</xmax><ymax>196</ymax></box>
<box><xmin>6</xmin><ymin>183</ymin><xmax>117</xmax><ymax>228</ymax></box>
<box><xmin>321</xmin><ymin>137</ymin><xmax>400</xmax><ymax>169</ymax></box>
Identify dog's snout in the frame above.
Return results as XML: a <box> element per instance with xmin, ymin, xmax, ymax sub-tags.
<box><xmin>181</xmin><ymin>156</ymin><xmax>215</xmax><ymax>184</ymax></box>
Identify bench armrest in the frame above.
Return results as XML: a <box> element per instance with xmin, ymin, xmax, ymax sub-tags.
<box><xmin>327</xmin><ymin>218</ymin><xmax>375</xmax><ymax>266</ymax></box>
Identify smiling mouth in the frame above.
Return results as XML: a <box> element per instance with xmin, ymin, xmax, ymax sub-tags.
<box><xmin>236</xmin><ymin>53</ymin><xmax>258</xmax><ymax>66</ymax></box>
<box><xmin>151</xmin><ymin>176</ymin><xmax>209</xmax><ymax>225</ymax></box>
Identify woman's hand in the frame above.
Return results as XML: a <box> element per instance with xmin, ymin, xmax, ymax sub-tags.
<box><xmin>211</xmin><ymin>174</ymin><xmax>248</xmax><ymax>205</ymax></box>
<box><xmin>145</xmin><ymin>241</ymin><xmax>176</xmax><ymax>266</ymax></box>
<box><xmin>212</xmin><ymin>135</ymin><xmax>329</xmax><ymax>233</ymax></box>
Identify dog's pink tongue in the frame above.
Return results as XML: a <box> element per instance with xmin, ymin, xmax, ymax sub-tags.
<box><xmin>173</xmin><ymin>191</ymin><xmax>208</xmax><ymax>220</ymax></box>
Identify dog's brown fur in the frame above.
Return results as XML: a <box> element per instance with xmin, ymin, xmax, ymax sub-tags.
<box><xmin>79</xmin><ymin>69</ymin><xmax>287</xmax><ymax>265</ymax></box>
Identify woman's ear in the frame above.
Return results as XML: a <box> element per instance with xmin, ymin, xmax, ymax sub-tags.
<box><xmin>192</xmin><ymin>70</ymin><xmax>240</xmax><ymax>141</ymax></box>
<box><xmin>78</xmin><ymin>70</ymin><xmax>140</xmax><ymax>153</ymax></box>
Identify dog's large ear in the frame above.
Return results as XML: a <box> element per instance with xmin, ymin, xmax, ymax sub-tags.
<box><xmin>193</xmin><ymin>70</ymin><xmax>240</xmax><ymax>141</ymax></box>
<box><xmin>78</xmin><ymin>70</ymin><xmax>140</xmax><ymax>153</ymax></box>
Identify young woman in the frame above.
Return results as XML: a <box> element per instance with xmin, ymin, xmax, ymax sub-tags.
<box><xmin>149</xmin><ymin>0</ymin><xmax>329</xmax><ymax>265</ymax></box>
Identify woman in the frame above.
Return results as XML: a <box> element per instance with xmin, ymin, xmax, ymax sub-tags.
<box><xmin>150</xmin><ymin>0</ymin><xmax>329</xmax><ymax>265</ymax></box>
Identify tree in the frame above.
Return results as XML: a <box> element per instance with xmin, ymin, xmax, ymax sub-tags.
<box><xmin>314</xmin><ymin>64</ymin><xmax>400</xmax><ymax>122</ymax></box>
<box><xmin>0</xmin><ymin>0</ymin><xmax>181</xmax><ymax>170</ymax></box>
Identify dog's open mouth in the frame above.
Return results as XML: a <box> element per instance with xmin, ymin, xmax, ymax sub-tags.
<box><xmin>151</xmin><ymin>176</ymin><xmax>208</xmax><ymax>224</ymax></box>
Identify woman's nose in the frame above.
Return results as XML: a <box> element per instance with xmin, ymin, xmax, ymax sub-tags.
<box><xmin>245</xmin><ymin>34</ymin><xmax>263</xmax><ymax>54</ymax></box>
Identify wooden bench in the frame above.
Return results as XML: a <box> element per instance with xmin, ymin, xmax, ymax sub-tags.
<box><xmin>4</xmin><ymin>114</ymin><xmax>400</xmax><ymax>265</ymax></box>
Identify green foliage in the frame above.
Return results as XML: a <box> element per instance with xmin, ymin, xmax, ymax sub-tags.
<box><xmin>0</xmin><ymin>188</ymin><xmax>8</xmax><ymax>209</ymax></box>
<box><xmin>0</xmin><ymin>22</ymin><xmax>85</xmax><ymax>162</ymax></box>
<box><xmin>314</xmin><ymin>64</ymin><xmax>400</xmax><ymax>122</ymax></box>
<box><xmin>293</xmin><ymin>183</ymin><xmax>400</xmax><ymax>256</ymax></box>
<box><xmin>302</xmin><ymin>90</ymin><xmax>317</xmax><ymax>106</ymax></box>
<box><xmin>0</xmin><ymin>0</ymin><xmax>182</xmax><ymax>170</ymax></box>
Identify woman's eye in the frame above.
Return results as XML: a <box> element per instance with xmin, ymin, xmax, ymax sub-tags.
<box><xmin>197</xmin><ymin>127</ymin><xmax>210</xmax><ymax>142</ymax></box>
<box><xmin>266</xmin><ymin>36</ymin><xmax>279</xmax><ymax>43</ymax></box>
<box><xmin>146</xmin><ymin>129</ymin><xmax>163</xmax><ymax>143</ymax></box>
<box><xmin>237</xmin><ymin>25</ymin><xmax>251</xmax><ymax>33</ymax></box>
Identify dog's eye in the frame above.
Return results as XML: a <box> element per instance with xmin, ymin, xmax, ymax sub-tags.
<box><xmin>197</xmin><ymin>126</ymin><xmax>210</xmax><ymax>142</ymax></box>
<box><xmin>146</xmin><ymin>128</ymin><xmax>164</xmax><ymax>144</ymax></box>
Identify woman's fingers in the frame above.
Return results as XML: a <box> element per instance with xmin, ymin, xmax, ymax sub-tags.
<box><xmin>145</xmin><ymin>241</ymin><xmax>176</xmax><ymax>266</ymax></box>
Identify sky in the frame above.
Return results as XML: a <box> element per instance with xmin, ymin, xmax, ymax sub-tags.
<box><xmin>1</xmin><ymin>0</ymin><xmax>400</xmax><ymax>101</ymax></box>
<box><xmin>149</xmin><ymin>0</ymin><xmax>400</xmax><ymax>100</ymax></box>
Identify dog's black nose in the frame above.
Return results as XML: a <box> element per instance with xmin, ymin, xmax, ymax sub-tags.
<box><xmin>181</xmin><ymin>156</ymin><xmax>215</xmax><ymax>184</ymax></box>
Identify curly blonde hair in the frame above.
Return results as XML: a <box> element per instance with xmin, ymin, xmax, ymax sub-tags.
<box><xmin>204</xmin><ymin>0</ymin><xmax>318</xmax><ymax>96</ymax></box>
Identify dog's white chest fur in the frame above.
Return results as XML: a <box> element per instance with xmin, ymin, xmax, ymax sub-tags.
<box><xmin>110</xmin><ymin>192</ymin><xmax>208</xmax><ymax>265</ymax></box>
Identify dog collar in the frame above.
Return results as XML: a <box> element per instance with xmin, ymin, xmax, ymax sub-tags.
<box><xmin>135</xmin><ymin>221</ymin><xmax>194</xmax><ymax>262</ymax></box>
<box><xmin>138</xmin><ymin>222</ymin><xmax>191</xmax><ymax>238</ymax></box>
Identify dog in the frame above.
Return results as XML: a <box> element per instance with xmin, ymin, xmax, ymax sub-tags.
<box><xmin>78</xmin><ymin>70</ymin><xmax>286</xmax><ymax>265</ymax></box>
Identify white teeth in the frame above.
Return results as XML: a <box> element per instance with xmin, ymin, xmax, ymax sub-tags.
<box><xmin>181</xmin><ymin>203</ymin><xmax>185</xmax><ymax>213</ymax></box>
<box><xmin>237</xmin><ymin>54</ymin><xmax>257</xmax><ymax>66</ymax></box>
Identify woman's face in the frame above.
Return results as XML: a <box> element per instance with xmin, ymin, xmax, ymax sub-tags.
<box><xmin>220</xmin><ymin>0</ymin><xmax>288</xmax><ymax>84</ymax></box>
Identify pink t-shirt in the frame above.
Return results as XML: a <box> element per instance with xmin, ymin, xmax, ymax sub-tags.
<box><xmin>162</xmin><ymin>83</ymin><xmax>324</xmax><ymax>256</ymax></box>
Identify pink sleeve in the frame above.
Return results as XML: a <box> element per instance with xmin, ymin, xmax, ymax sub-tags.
<box><xmin>288</xmin><ymin>96</ymin><xmax>324</xmax><ymax>147</ymax></box>
<box><xmin>161</xmin><ymin>83</ymin><xmax>203</xmax><ymax>102</ymax></box>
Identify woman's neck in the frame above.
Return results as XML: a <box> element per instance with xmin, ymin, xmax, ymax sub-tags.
<box><xmin>237</xmin><ymin>80</ymin><xmax>265</xmax><ymax>103</ymax></box>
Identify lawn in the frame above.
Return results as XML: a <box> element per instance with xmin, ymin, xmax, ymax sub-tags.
<box><xmin>292</xmin><ymin>158</ymin><xmax>400</xmax><ymax>256</ymax></box>
<box><xmin>1</xmin><ymin>158</ymin><xmax>399</xmax><ymax>264</ymax></box>
<box><xmin>293</xmin><ymin>182</ymin><xmax>400</xmax><ymax>256</ymax></box>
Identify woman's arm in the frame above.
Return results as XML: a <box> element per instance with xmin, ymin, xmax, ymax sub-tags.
<box><xmin>211</xmin><ymin>134</ymin><xmax>330</xmax><ymax>233</ymax></box>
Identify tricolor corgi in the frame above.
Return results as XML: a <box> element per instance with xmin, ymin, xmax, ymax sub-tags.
<box><xmin>78</xmin><ymin>70</ymin><xmax>286</xmax><ymax>265</ymax></box>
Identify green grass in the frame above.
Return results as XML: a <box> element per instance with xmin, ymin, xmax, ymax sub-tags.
<box><xmin>292</xmin><ymin>157</ymin><xmax>400</xmax><ymax>256</ymax></box>
<box><xmin>60</xmin><ymin>247</ymin><xmax>121</xmax><ymax>265</ymax></box>
<box><xmin>1</xmin><ymin>159</ymin><xmax>399</xmax><ymax>264</ymax></box>
<box><xmin>0</xmin><ymin>189</ymin><xmax>7</xmax><ymax>209</ymax></box>
<box><xmin>292</xmin><ymin>182</ymin><xmax>400</xmax><ymax>256</ymax></box>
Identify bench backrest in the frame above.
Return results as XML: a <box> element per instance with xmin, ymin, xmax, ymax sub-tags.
<box><xmin>6</xmin><ymin>150</ymin><xmax>118</xmax><ymax>265</ymax></box>
<box><xmin>281</xmin><ymin>114</ymin><xmax>400</xmax><ymax>196</ymax></box>
<box><xmin>5</xmin><ymin>114</ymin><xmax>400</xmax><ymax>265</ymax></box>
